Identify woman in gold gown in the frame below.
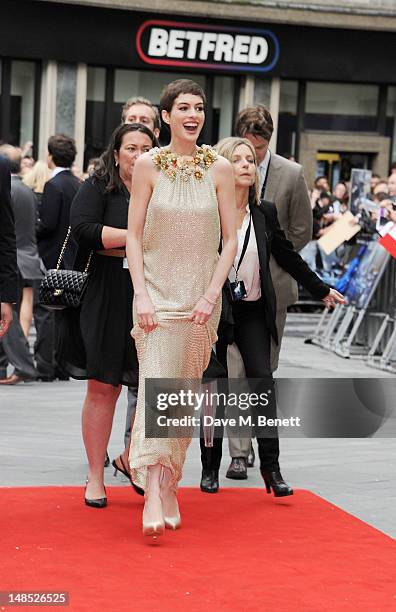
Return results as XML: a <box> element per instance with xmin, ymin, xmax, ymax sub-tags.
<box><xmin>126</xmin><ymin>79</ymin><xmax>237</xmax><ymax>539</ymax></box>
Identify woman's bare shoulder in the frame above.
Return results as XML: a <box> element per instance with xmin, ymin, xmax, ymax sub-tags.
<box><xmin>134</xmin><ymin>151</ymin><xmax>157</xmax><ymax>171</ymax></box>
<box><xmin>213</xmin><ymin>154</ymin><xmax>232</xmax><ymax>170</ymax></box>
<box><xmin>210</xmin><ymin>154</ymin><xmax>233</xmax><ymax>184</ymax></box>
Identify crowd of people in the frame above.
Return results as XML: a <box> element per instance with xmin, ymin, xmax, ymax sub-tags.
<box><xmin>300</xmin><ymin>168</ymin><xmax>396</xmax><ymax>282</ymax></box>
<box><xmin>5</xmin><ymin>77</ymin><xmax>395</xmax><ymax>543</ymax></box>
<box><xmin>0</xmin><ymin>135</ymin><xmax>81</xmax><ymax>383</ymax></box>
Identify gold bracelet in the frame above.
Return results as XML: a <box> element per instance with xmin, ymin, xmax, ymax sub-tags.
<box><xmin>202</xmin><ymin>295</ymin><xmax>217</xmax><ymax>306</ymax></box>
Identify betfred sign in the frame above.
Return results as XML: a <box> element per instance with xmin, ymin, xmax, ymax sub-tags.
<box><xmin>136</xmin><ymin>20</ymin><xmax>279</xmax><ymax>74</ymax></box>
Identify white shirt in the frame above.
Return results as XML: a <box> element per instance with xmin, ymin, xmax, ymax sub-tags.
<box><xmin>258</xmin><ymin>150</ymin><xmax>271</xmax><ymax>196</ymax></box>
<box><xmin>51</xmin><ymin>166</ymin><xmax>69</xmax><ymax>178</ymax></box>
<box><xmin>228</xmin><ymin>206</ymin><xmax>261</xmax><ymax>301</ymax></box>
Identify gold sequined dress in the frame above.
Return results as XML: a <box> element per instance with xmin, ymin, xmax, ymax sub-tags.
<box><xmin>129</xmin><ymin>146</ymin><xmax>222</xmax><ymax>491</ymax></box>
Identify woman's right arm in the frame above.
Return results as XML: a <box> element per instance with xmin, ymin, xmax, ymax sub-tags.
<box><xmin>71</xmin><ymin>178</ymin><xmax>126</xmax><ymax>249</ymax></box>
<box><xmin>71</xmin><ymin>179</ymin><xmax>104</xmax><ymax>249</ymax></box>
<box><xmin>126</xmin><ymin>154</ymin><xmax>158</xmax><ymax>333</ymax></box>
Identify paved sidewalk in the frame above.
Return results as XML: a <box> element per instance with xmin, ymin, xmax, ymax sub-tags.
<box><xmin>280</xmin><ymin>313</ymin><xmax>394</xmax><ymax>378</ymax></box>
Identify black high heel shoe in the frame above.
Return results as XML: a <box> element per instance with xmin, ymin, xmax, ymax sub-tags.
<box><xmin>200</xmin><ymin>469</ymin><xmax>219</xmax><ymax>493</ymax></box>
<box><xmin>84</xmin><ymin>479</ymin><xmax>107</xmax><ymax>508</ymax></box>
<box><xmin>112</xmin><ymin>455</ymin><xmax>144</xmax><ymax>497</ymax></box>
<box><xmin>260</xmin><ymin>469</ymin><xmax>293</xmax><ymax>497</ymax></box>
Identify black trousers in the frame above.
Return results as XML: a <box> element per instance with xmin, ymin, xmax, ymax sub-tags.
<box><xmin>32</xmin><ymin>281</ymin><xmax>56</xmax><ymax>377</ymax></box>
<box><xmin>0</xmin><ymin>274</ymin><xmax>36</xmax><ymax>378</ymax></box>
<box><xmin>200</xmin><ymin>298</ymin><xmax>280</xmax><ymax>471</ymax></box>
<box><xmin>0</xmin><ymin>277</ymin><xmax>56</xmax><ymax>378</ymax></box>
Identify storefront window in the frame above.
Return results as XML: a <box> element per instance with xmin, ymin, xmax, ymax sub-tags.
<box><xmin>253</xmin><ymin>78</ymin><xmax>271</xmax><ymax>107</ymax></box>
<box><xmin>85</xmin><ymin>67</ymin><xmax>106</xmax><ymax>163</ymax></box>
<box><xmin>87</xmin><ymin>66</ymin><xmax>106</xmax><ymax>101</ymax></box>
<box><xmin>277</xmin><ymin>80</ymin><xmax>298</xmax><ymax>158</ymax></box>
<box><xmin>280</xmin><ymin>80</ymin><xmax>298</xmax><ymax>114</ymax></box>
<box><xmin>305</xmin><ymin>82</ymin><xmax>379</xmax><ymax>131</ymax></box>
<box><xmin>213</xmin><ymin>76</ymin><xmax>234</xmax><ymax>141</ymax></box>
<box><xmin>387</xmin><ymin>87</ymin><xmax>396</xmax><ymax>164</ymax></box>
<box><xmin>10</xmin><ymin>60</ymin><xmax>35</xmax><ymax>147</ymax></box>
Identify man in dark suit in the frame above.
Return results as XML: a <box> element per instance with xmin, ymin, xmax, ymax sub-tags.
<box><xmin>36</xmin><ymin>134</ymin><xmax>81</xmax><ymax>381</ymax></box>
<box><xmin>0</xmin><ymin>155</ymin><xmax>17</xmax><ymax>342</ymax></box>
<box><xmin>37</xmin><ymin>134</ymin><xmax>81</xmax><ymax>270</ymax></box>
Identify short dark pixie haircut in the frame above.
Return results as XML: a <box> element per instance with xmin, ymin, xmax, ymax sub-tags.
<box><xmin>160</xmin><ymin>79</ymin><xmax>206</xmax><ymax>114</ymax></box>
<box><xmin>48</xmin><ymin>134</ymin><xmax>77</xmax><ymax>168</ymax></box>
<box><xmin>235</xmin><ymin>105</ymin><xmax>274</xmax><ymax>143</ymax></box>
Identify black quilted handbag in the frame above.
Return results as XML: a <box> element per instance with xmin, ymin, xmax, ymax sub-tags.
<box><xmin>39</xmin><ymin>227</ymin><xmax>92</xmax><ymax>310</ymax></box>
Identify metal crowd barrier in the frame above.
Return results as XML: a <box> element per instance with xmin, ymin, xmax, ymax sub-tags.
<box><xmin>308</xmin><ymin>256</ymin><xmax>396</xmax><ymax>372</ymax></box>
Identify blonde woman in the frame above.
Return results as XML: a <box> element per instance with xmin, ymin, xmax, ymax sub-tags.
<box><xmin>23</xmin><ymin>160</ymin><xmax>50</xmax><ymax>207</ymax></box>
<box><xmin>199</xmin><ymin>137</ymin><xmax>345</xmax><ymax>496</ymax></box>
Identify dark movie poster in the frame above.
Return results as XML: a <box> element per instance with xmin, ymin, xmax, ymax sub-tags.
<box><xmin>349</xmin><ymin>168</ymin><xmax>372</xmax><ymax>216</ymax></box>
<box><xmin>343</xmin><ymin>239</ymin><xmax>389</xmax><ymax>309</ymax></box>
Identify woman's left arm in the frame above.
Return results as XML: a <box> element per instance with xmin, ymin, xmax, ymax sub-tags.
<box><xmin>189</xmin><ymin>158</ymin><xmax>237</xmax><ymax>325</ymax></box>
<box><xmin>269</xmin><ymin>205</ymin><xmax>345</xmax><ymax>306</ymax></box>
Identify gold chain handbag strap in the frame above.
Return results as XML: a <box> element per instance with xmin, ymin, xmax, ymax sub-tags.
<box><xmin>83</xmin><ymin>251</ymin><xmax>93</xmax><ymax>274</ymax></box>
<box><xmin>56</xmin><ymin>226</ymin><xmax>92</xmax><ymax>274</ymax></box>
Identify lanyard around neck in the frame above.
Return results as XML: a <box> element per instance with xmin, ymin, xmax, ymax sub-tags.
<box><xmin>233</xmin><ymin>213</ymin><xmax>252</xmax><ymax>280</ymax></box>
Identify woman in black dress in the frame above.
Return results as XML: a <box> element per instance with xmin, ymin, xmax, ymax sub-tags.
<box><xmin>57</xmin><ymin>123</ymin><xmax>158</xmax><ymax>507</ymax></box>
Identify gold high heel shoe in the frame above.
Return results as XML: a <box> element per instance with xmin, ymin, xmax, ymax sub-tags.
<box><xmin>142</xmin><ymin>518</ymin><xmax>165</xmax><ymax>539</ymax></box>
<box><xmin>142</xmin><ymin>497</ymin><xmax>165</xmax><ymax>539</ymax></box>
<box><xmin>142</xmin><ymin>471</ymin><xmax>165</xmax><ymax>540</ymax></box>
<box><xmin>161</xmin><ymin>468</ymin><xmax>181</xmax><ymax>530</ymax></box>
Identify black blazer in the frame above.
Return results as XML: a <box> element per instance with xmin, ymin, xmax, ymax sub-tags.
<box><xmin>36</xmin><ymin>170</ymin><xmax>81</xmax><ymax>270</ymax></box>
<box><xmin>0</xmin><ymin>156</ymin><xmax>18</xmax><ymax>303</ymax></box>
<box><xmin>230</xmin><ymin>200</ymin><xmax>329</xmax><ymax>345</ymax></box>
<box><xmin>203</xmin><ymin>199</ymin><xmax>330</xmax><ymax>381</ymax></box>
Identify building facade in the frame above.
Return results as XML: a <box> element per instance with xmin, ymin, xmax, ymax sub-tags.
<box><xmin>1</xmin><ymin>0</ymin><xmax>396</xmax><ymax>187</ymax></box>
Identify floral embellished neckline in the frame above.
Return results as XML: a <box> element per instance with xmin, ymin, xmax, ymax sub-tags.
<box><xmin>151</xmin><ymin>145</ymin><xmax>217</xmax><ymax>182</ymax></box>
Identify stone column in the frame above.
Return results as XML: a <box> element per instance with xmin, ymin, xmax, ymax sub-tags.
<box><xmin>55</xmin><ymin>62</ymin><xmax>77</xmax><ymax>137</ymax></box>
<box><xmin>38</xmin><ymin>61</ymin><xmax>57</xmax><ymax>161</ymax></box>
<box><xmin>269</xmin><ymin>77</ymin><xmax>280</xmax><ymax>154</ymax></box>
<box><xmin>75</xmin><ymin>63</ymin><xmax>88</xmax><ymax>172</ymax></box>
<box><xmin>238</xmin><ymin>75</ymin><xmax>255</xmax><ymax>111</ymax></box>
<box><xmin>38</xmin><ymin>61</ymin><xmax>87</xmax><ymax>169</ymax></box>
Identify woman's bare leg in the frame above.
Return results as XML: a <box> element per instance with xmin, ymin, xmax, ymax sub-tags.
<box><xmin>82</xmin><ymin>379</ymin><xmax>121</xmax><ymax>499</ymax></box>
<box><xmin>143</xmin><ymin>463</ymin><xmax>164</xmax><ymax>530</ymax></box>
<box><xmin>120</xmin><ymin>409</ymin><xmax>135</xmax><ymax>465</ymax></box>
<box><xmin>19</xmin><ymin>287</ymin><xmax>34</xmax><ymax>338</ymax></box>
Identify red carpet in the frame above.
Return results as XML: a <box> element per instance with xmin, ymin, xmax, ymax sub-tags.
<box><xmin>0</xmin><ymin>487</ymin><xmax>395</xmax><ymax>611</ymax></box>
